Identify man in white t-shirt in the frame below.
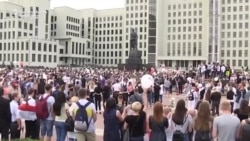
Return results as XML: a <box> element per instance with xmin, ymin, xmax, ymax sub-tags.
<box><xmin>186</xmin><ymin>83</ymin><xmax>198</xmax><ymax>110</ymax></box>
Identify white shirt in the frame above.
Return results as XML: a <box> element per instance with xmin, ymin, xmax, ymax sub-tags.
<box><xmin>112</xmin><ymin>83</ymin><xmax>121</xmax><ymax>92</ymax></box>
<box><xmin>10</xmin><ymin>100</ymin><xmax>20</xmax><ymax>122</ymax></box>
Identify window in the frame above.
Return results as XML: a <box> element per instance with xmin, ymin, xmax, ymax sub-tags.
<box><xmin>54</xmin><ymin>55</ymin><xmax>57</xmax><ymax>62</ymax></box>
<box><xmin>54</xmin><ymin>45</ymin><xmax>57</xmax><ymax>52</ymax></box>
<box><xmin>44</xmin><ymin>44</ymin><xmax>47</xmax><ymax>51</ymax></box>
<box><xmin>38</xmin><ymin>54</ymin><xmax>41</xmax><ymax>62</ymax></box>
<box><xmin>43</xmin><ymin>55</ymin><xmax>47</xmax><ymax>62</ymax></box>
<box><xmin>32</xmin><ymin>54</ymin><xmax>36</xmax><ymax>61</ymax></box>
<box><xmin>49</xmin><ymin>55</ymin><xmax>52</xmax><ymax>62</ymax></box>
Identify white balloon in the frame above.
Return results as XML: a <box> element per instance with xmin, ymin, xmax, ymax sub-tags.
<box><xmin>141</xmin><ymin>74</ymin><xmax>154</xmax><ymax>89</ymax></box>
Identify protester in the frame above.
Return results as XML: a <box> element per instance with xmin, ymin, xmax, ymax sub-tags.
<box><xmin>212</xmin><ymin>100</ymin><xmax>240</xmax><ymax>141</ymax></box>
<box><xmin>0</xmin><ymin>87</ymin><xmax>11</xmax><ymax>140</ymax></box>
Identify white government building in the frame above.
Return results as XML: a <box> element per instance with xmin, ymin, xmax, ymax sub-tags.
<box><xmin>0</xmin><ymin>0</ymin><xmax>249</xmax><ymax>69</ymax></box>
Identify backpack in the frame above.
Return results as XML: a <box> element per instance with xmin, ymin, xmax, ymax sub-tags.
<box><xmin>195</xmin><ymin>131</ymin><xmax>210</xmax><ymax>141</ymax></box>
<box><xmin>36</xmin><ymin>95</ymin><xmax>50</xmax><ymax>119</ymax></box>
<box><xmin>242</xmin><ymin>119</ymin><xmax>250</xmax><ymax>141</ymax></box>
<box><xmin>172</xmin><ymin>116</ymin><xmax>187</xmax><ymax>141</ymax></box>
<box><xmin>74</xmin><ymin>102</ymin><xmax>92</xmax><ymax>131</ymax></box>
<box><xmin>188</xmin><ymin>91</ymin><xmax>194</xmax><ymax>101</ymax></box>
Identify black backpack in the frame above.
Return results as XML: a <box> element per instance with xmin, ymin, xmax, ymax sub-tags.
<box><xmin>195</xmin><ymin>130</ymin><xmax>210</xmax><ymax>141</ymax></box>
<box><xmin>172</xmin><ymin>116</ymin><xmax>187</xmax><ymax>141</ymax></box>
<box><xmin>188</xmin><ymin>91</ymin><xmax>194</xmax><ymax>101</ymax></box>
<box><xmin>242</xmin><ymin>119</ymin><xmax>250</xmax><ymax>141</ymax></box>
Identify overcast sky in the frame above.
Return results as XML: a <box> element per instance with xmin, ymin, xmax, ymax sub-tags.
<box><xmin>50</xmin><ymin>0</ymin><xmax>125</xmax><ymax>10</ymax></box>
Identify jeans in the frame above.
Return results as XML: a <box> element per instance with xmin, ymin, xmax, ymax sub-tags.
<box><xmin>159</xmin><ymin>95</ymin><xmax>163</xmax><ymax>103</ymax></box>
<box><xmin>184</xmin><ymin>133</ymin><xmax>190</xmax><ymax>141</ymax></box>
<box><xmin>40</xmin><ymin>119</ymin><xmax>54</xmax><ymax>137</ymax></box>
<box><xmin>54</xmin><ymin>121</ymin><xmax>67</xmax><ymax>141</ymax></box>
<box><xmin>212</xmin><ymin>101</ymin><xmax>220</xmax><ymax>116</ymax></box>
<box><xmin>130</xmin><ymin>136</ymin><xmax>144</xmax><ymax>141</ymax></box>
<box><xmin>147</xmin><ymin>93</ymin><xmax>153</xmax><ymax>106</ymax></box>
<box><xmin>94</xmin><ymin>94</ymin><xmax>101</xmax><ymax>111</ymax></box>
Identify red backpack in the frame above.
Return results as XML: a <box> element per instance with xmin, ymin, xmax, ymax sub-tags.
<box><xmin>36</xmin><ymin>95</ymin><xmax>50</xmax><ymax>119</ymax></box>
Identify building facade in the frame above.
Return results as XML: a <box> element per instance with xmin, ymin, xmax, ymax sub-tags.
<box><xmin>1</xmin><ymin>0</ymin><xmax>250</xmax><ymax>68</ymax></box>
<box><xmin>220</xmin><ymin>0</ymin><xmax>250</xmax><ymax>68</ymax></box>
<box><xmin>157</xmin><ymin>0</ymin><xmax>210</xmax><ymax>68</ymax></box>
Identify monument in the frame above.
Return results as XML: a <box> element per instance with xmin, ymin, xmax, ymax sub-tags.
<box><xmin>126</xmin><ymin>28</ymin><xmax>142</xmax><ymax>66</ymax></box>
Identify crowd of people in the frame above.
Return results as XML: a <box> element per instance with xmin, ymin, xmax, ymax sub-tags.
<box><xmin>0</xmin><ymin>64</ymin><xmax>249</xmax><ymax>141</ymax></box>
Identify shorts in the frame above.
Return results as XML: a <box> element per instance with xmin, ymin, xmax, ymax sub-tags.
<box><xmin>40</xmin><ymin>119</ymin><xmax>54</xmax><ymax>137</ymax></box>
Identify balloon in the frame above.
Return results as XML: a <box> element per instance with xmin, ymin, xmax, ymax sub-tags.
<box><xmin>141</xmin><ymin>74</ymin><xmax>154</xmax><ymax>89</ymax></box>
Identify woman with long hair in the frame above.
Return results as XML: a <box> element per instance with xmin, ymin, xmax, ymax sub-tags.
<box><xmin>103</xmin><ymin>98</ymin><xmax>124</xmax><ymax>141</ymax></box>
<box><xmin>234</xmin><ymin>99</ymin><xmax>249</xmax><ymax>121</ymax></box>
<box><xmin>53</xmin><ymin>92</ymin><xmax>69</xmax><ymax>141</ymax></box>
<box><xmin>170</xmin><ymin>99</ymin><xmax>192</xmax><ymax>141</ymax></box>
<box><xmin>193</xmin><ymin>101</ymin><xmax>213</xmax><ymax>141</ymax></box>
<box><xmin>148</xmin><ymin>102</ymin><xmax>168</xmax><ymax>141</ymax></box>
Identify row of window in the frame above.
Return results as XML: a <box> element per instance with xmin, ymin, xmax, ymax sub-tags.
<box><xmin>126</xmin><ymin>12</ymin><xmax>147</xmax><ymax>19</ymax></box>
<box><xmin>221</xmin><ymin>22</ymin><xmax>249</xmax><ymax>30</ymax></box>
<box><xmin>221</xmin><ymin>31</ymin><xmax>249</xmax><ymax>39</ymax></box>
<box><xmin>66</xmin><ymin>32</ymin><xmax>80</xmax><ymax>37</ymax></box>
<box><xmin>126</xmin><ymin>0</ymin><xmax>147</xmax><ymax>4</ymax></box>
<box><xmin>222</xmin><ymin>5</ymin><xmax>249</xmax><ymax>12</ymax></box>
<box><xmin>94</xmin><ymin>43</ymin><xmax>122</xmax><ymax>50</ymax></box>
<box><xmin>95</xmin><ymin>36</ymin><xmax>123</xmax><ymax>42</ymax></box>
<box><xmin>221</xmin><ymin>59</ymin><xmax>248</xmax><ymax>68</ymax></box>
<box><xmin>51</xmin><ymin>16</ymin><xmax>57</xmax><ymax>23</ymax></box>
<box><xmin>126</xmin><ymin>5</ymin><xmax>147</xmax><ymax>11</ymax></box>
<box><xmin>94</xmin><ymin>51</ymin><xmax>122</xmax><ymax>57</ymax></box>
<box><xmin>96</xmin><ymin>16</ymin><xmax>122</xmax><ymax>23</ymax></box>
<box><xmin>166</xmin><ymin>47</ymin><xmax>202</xmax><ymax>57</ymax></box>
<box><xmin>0</xmin><ymin>42</ymin><xmax>57</xmax><ymax>52</ymax></box>
<box><xmin>126</xmin><ymin>19</ymin><xmax>147</xmax><ymax>26</ymax></box>
<box><xmin>66</xmin><ymin>16</ymin><xmax>80</xmax><ymax>24</ymax></box>
<box><xmin>221</xmin><ymin>50</ymin><xmax>248</xmax><ymax>57</ymax></box>
<box><xmin>167</xmin><ymin>34</ymin><xmax>203</xmax><ymax>40</ymax></box>
<box><xmin>222</xmin><ymin>0</ymin><xmax>249</xmax><ymax>5</ymax></box>
<box><xmin>168</xmin><ymin>11</ymin><xmax>203</xmax><ymax>18</ymax></box>
<box><xmin>221</xmin><ymin>40</ymin><xmax>249</xmax><ymax>48</ymax></box>
<box><xmin>221</xmin><ymin>14</ymin><xmax>249</xmax><ymax>21</ymax></box>
<box><xmin>70</xmin><ymin>42</ymin><xmax>86</xmax><ymax>55</ymax></box>
<box><xmin>0</xmin><ymin>31</ymin><xmax>32</xmax><ymax>40</ymax></box>
<box><xmin>66</xmin><ymin>24</ymin><xmax>79</xmax><ymax>31</ymax></box>
<box><xmin>167</xmin><ymin>26</ymin><xmax>203</xmax><ymax>33</ymax></box>
<box><xmin>168</xmin><ymin>18</ymin><xmax>203</xmax><ymax>25</ymax></box>
<box><xmin>94</xmin><ymin>58</ymin><xmax>122</xmax><ymax>65</ymax></box>
<box><xmin>0</xmin><ymin>20</ymin><xmax>33</xmax><ymax>30</ymax></box>
<box><xmin>0</xmin><ymin>53</ymin><xmax>56</xmax><ymax>63</ymax></box>
<box><xmin>95</xmin><ymin>29</ymin><xmax>123</xmax><ymax>35</ymax></box>
<box><xmin>95</xmin><ymin>22</ymin><xmax>123</xmax><ymax>28</ymax></box>
<box><xmin>31</xmin><ymin>42</ymin><xmax>57</xmax><ymax>52</ymax></box>
<box><xmin>167</xmin><ymin>3</ymin><xmax>203</xmax><ymax>10</ymax></box>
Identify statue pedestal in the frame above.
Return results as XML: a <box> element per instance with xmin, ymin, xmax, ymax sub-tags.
<box><xmin>126</xmin><ymin>50</ymin><xmax>142</xmax><ymax>64</ymax></box>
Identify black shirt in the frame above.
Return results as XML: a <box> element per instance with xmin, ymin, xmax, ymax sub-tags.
<box><xmin>125</xmin><ymin>111</ymin><xmax>146</xmax><ymax>137</ymax></box>
<box><xmin>154</xmin><ymin>85</ymin><xmax>161</xmax><ymax>94</ymax></box>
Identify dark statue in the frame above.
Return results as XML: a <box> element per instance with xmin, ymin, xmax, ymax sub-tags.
<box><xmin>130</xmin><ymin>28</ymin><xmax>138</xmax><ymax>50</ymax></box>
